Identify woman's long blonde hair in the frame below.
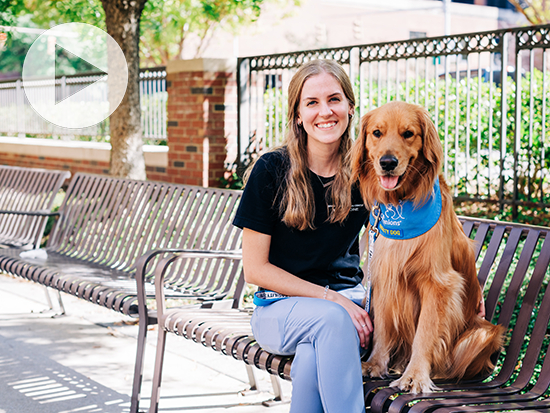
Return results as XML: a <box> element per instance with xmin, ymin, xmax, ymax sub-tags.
<box><xmin>279</xmin><ymin>59</ymin><xmax>356</xmax><ymax>230</ymax></box>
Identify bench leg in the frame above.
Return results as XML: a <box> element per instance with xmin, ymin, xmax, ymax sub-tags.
<box><xmin>243</xmin><ymin>365</ymin><xmax>289</xmax><ymax>407</ymax></box>
<box><xmin>262</xmin><ymin>374</ymin><xmax>289</xmax><ymax>407</ymax></box>
<box><xmin>42</xmin><ymin>286</ymin><xmax>66</xmax><ymax>316</ymax></box>
<box><xmin>130</xmin><ymin>316</ymin><xmax>149</xmax><ymax>413</ymax></box>
<box><xmin>245</xmin><ymin>364</ymin><xmax>259</xmax><ymax>390</ymax></box>
<box><xmin>55</xmin><ymin>289</ymin><xmax>66</xmax><ymax>315</ymax></box>
<box><xmin>44</xmin><ymin>285</ymin><xmax>53</xmax><ymax>309</ymax></box>
<box><xmin>149</xmin><ymin>327</ymin><xmax>168</xmax><ymax>413</ymax></box>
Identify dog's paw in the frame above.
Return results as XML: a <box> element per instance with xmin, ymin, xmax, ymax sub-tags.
<box><xmin>390</xmin><ymin>374</ymin><xmax>440</xmax><ymax>394</ymax></box>
<box><xmin>361</xmin><ymin>360</ymin><xmax>388</xmax><ymax>378</ymax></box>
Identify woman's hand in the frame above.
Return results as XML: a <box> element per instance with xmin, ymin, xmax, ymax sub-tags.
<box><xmin>478</xmin><ymin>294</ymin><xmax>486</xmax><ymax>319</ymax></box>
<box><xmin>242</xmin><ymin>229</ymin><xmax>373</xmax><ymax>347</ymax></box>
<box><xmin>478</xmin><ymin>284</ymin><xmax>486</xmax><ymax>319</ymax></box>
<box><xmin>326</xmin><ymin>290</ymin><xmax>373</xmax><ymax>349</ymax></box>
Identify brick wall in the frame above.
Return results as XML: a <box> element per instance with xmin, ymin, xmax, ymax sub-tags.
<box><xmin>164</xmin><ymin>58</ymin><xmax>237</xmax><ymax>187</ymax></box>
<box><xmin>0</xmin><ymin>152</ymin><xmax>110</xmax><ymax>176</ymax></box>
<box><xmin>0</xmin><ymin>137</ymin><xmax>168</xmax><ymax>181</ymax></box>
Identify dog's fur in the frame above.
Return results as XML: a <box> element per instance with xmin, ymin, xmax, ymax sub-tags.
<box><xmin>350</xmin><ymin>101</ymin><xmax>504</xmax><ymax>394</ymax></box>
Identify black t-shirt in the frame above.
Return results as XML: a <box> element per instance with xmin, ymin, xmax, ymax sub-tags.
<box><xmin>232</xmin><ymin>148</ymin><xmax>369</xmax><ymax>290</ymax></box>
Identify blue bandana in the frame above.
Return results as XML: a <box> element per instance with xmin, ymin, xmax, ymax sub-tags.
<box><xmin>369</xmin><ymin>178</ymin><xmax>442</xmax><ymax>240</ymax></box>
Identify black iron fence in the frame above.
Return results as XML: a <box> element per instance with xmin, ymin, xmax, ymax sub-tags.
<box><xmin>237</xmin><ymin>25</ymin><xmax>550</xmax><ymax>220</ymax></box>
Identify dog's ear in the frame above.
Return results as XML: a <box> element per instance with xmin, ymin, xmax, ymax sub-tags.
<box><xmin>418</xmin><ymin>107</ymin><xmax>443</xmax><ymax>180</ymax></box>
<box><xmin>350</xmin><ymin>112</ymin><xmax>371</xmax><ymax>182</ymax></box>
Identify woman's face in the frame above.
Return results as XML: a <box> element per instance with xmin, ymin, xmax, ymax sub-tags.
<box><xmin>297</xmin><ymin>71</ymin><xmax>353</xmax><ymax>150</ymax></box>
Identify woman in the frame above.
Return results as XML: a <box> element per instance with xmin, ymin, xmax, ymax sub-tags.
<box><xmin>233</xmin><ymin>59</ymin><xmax>371</xmax><ymax>412</ymax></box>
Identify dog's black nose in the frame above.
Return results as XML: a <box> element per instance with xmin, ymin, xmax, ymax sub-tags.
<box><xmin>380</xmin><ymin>155</ymin><xmax>398</xmax><ymax>171</ymax></box>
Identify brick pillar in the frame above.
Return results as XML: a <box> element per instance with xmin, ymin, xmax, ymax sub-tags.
<box><xmin>166</xmin><ymin>58</ymin><xmax>237</xmax><ymax>187</ymax></box>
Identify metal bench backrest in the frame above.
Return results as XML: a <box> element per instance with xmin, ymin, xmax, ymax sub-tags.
<box><xmin>47</xmin><ymin>174</ymin><xmax>243</xmax><ymax>298</ymax></box>
<box><xmin>464</xmin><ymin>217</ymin><xmax>550</xmax><ymax>388</ymax></box>
<box><xmin>0</xmin><ymin>165</ymin><xmax>70</xmax><ymax>248</ymax></box>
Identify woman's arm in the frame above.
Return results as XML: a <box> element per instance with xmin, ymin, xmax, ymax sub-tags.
<box><xmin>243</xmin><ymin>228</ymin><xmax>373</xmax><ymax>348</ymax></box>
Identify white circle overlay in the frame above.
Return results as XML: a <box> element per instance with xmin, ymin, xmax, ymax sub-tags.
<box><xmin>22</xmin><ymin>23</ymin><xmax>128</xmax><ymax>129</ymax></box>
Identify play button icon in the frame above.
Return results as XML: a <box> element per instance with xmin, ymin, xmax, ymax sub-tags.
<box><xmin>22</xmin><ymin>23</ymin><xmax>128</xmax><ymax>129</ymax></box>
<box><xmin>54</xmin><ymin>44</ymin><xmax>108</xmax><ymax>104</ymax></box>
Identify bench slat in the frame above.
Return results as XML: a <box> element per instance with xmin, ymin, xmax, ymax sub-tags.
<box><xmin>476</xmin><ymin>224</ymin><xmax>506</xmax><ymax>293</ymax></box>
<box><xmin>484</xmin><ymin>226</ymin><xmax>523</xmax><ymax>322</ymax></box>
<box><xmin>472</xmin><ymin>222</ymin><xmax>491</xmax><ymax>260</ymax></box>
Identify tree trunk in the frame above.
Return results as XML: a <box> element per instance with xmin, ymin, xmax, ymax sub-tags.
<box><xmin>101</xmin><ymin>0</ymin><xmax>148</xmax><ymax>180</ymax></box>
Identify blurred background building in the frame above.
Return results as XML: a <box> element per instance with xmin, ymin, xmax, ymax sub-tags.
<box><xmin>184</xmin><ymin>0</ymin><xmax>524</xmax><ymax>59</ymax></box>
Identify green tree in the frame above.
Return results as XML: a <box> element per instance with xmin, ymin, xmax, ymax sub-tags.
<box><xmin>0</xmin><ymin>29</ymin><xmax>35</xmax><ymax>74</ymax></box>
<box><xmin>140</xmin><ymin>0</ymin><xmax>272</xmax><ymax>66</ymax></box>
<box><xmin>0</xmin><ymin>0</ymin><xmax>294</xmax><ymax>179</ymax></box>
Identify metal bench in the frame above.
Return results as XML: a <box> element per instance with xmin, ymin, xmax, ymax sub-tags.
<box><xmin>0</xmin><ymin>165</ymin><xmax>70</xmax><ymax>249</ymax></box>
<box><xmin>0</xmin><ymin>165</ymin><xmax>71</xmax><ymax>312</ymax></box>
<box><xmin>0</xmin><ymin>173</ymin><xmax>245</xmax><ymax>413</ymax></box>
<box><xmin>145</xmin><ymin>217</ymin><xmax>550</xmax><ymax>413</ymax></box>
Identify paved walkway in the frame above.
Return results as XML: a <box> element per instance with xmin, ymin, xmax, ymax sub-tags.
<box><xmin>0</xmin><ymin>273</ymin><xmax>292</xmax><ymax>413</ymax></box>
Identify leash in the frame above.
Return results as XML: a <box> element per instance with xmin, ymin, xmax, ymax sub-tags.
<box><xmin>365</xmin><ymin>201</ymin><xmax>381</xmax><ymax>313</ymax></box>
<box><xmin>363</xmin><ymin>181</ymin><xmax>441</xmax><ymax>313</ymax></box>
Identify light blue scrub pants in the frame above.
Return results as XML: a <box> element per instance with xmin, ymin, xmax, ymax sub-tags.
<box><xmin>250</xmin><ymin>284</ymin><xmax>366</xmax><ymax>413</ymax></box>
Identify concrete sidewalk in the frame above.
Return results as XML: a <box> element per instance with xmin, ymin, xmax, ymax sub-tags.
<box><xmin>0</xmin><ymin>273</ymin><xmax>292</xmax><ymax>413</ymax></box>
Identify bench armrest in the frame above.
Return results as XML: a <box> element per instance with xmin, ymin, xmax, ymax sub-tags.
<box><xmin>154</xmin><ymin>249</ymin><xmax>242</xmax><ymax>309</ymax></box>
<box><xmin>133</xmin><ymin>248</ymin><xmax>242</xmax><ymax>322</ymax></box>
<box><xmin>0</xmin><ymin>210</ymin><xmax>60</xmax><ymax>217</ymax></box>
<box><xmin>158</xmin><ymin>249</ymin><xmax>241</xmax><ymax>261</ymax></box>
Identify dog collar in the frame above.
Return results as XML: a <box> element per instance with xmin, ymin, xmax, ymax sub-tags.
<box><xmin>369</xmin><ymin>178</ymin><xmax>442</xmax><ymax>240</ymax></box>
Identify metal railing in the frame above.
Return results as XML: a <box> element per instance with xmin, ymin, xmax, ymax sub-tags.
<box><xmin>0</xmin><ymin>66</ymin><xmax>167</xmax><ymax>143</ymax></box>
<box><xmin>237</xmin><ymin>25</ymin><xmax>550</xmax><ymax>218</ymax></box>
<box><xmin>139</xmin><ymin>68</ymin><xmax>167</xmax><ymax>143</ymax></box>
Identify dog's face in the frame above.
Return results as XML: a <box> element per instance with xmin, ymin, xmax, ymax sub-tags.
<box><xmin>351</xmin><ymin>101</ymin><xmax>443</xmax><ymax>205</ymax></box>
<box><xmin>363</xmin><ymin>103</ymin><xmax>424</xmax><ymax>191</ymax></box>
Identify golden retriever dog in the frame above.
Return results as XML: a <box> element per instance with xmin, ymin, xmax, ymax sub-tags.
<box><xmin>350</xmin><ymin>101</ymin><xmax>504</xmax><ymax>394</ymax></box>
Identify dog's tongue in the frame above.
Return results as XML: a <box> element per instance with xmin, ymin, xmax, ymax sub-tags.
<box><xmin>380</xmin><ymin>176</ymin><xmax>399</xmax><ymax>189</ymax></box>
